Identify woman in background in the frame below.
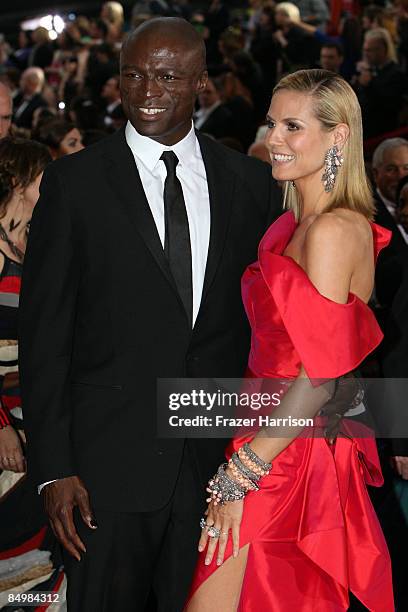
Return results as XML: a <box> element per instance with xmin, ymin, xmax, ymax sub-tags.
<box><xmin>0</xmin><ymin>138</ymin><xmax>64</xmax><ymax>600</ymax></box>
<box><xmin>33</xmin><ymin>118</ymin><xmax>84</xmax><ymax>160</ymax></box>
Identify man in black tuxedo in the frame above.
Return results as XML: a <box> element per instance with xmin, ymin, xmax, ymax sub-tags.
<box><xmin>19</xmin><ymin>18</ymin><xmax>281</xmax><ymax>612</ymax></box>
<box><xmin>370</xmin><ymin>138</ymin><xmax>408</xmax><ymax>609</ymax></box>
<box><xmin>373</xmin><ymin>138</ymin><xmax>408</xmax><ymax>323</ymax></box>
<box><xmin>13</xmin><ymin>67</ymin><xmax>47</xmax><ymax>130</ymax></box>
<box><xmin>194</xmin><ymin>77</ymin><xmax>233</xmax><ymax>140</ymax></box>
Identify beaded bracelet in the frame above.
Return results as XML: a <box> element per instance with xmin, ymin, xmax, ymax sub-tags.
<box><xmin>230</xmin><ymin>451</ymin><xmax>261</xmax><ymax>483</ymax></box>
<box><xmin>228</xmin><ymin>460</ymin><xmax>259</xmax><ymax>492</ymax></box>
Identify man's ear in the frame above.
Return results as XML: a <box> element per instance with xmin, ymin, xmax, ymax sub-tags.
<box><xmin>197</xmin><ymin>70</ymin><xmax>208</xmax><ymax>94</ymax></box>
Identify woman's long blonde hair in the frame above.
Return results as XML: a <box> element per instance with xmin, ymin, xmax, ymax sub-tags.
<box><xmin>273</xmin><ymin>69</ymin><xmax>374</xmax><ymax>220</ymax></box>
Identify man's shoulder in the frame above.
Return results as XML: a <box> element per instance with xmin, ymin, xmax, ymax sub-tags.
<box><xmin>48</xmin><ymin>130</ymin><xmax>123</xmax><ymax>177</ymax></box>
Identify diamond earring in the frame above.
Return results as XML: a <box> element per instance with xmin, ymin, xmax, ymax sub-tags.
<box><xmin>322</xmin><ymin>146</ymin><xmax>343</xmax><ymax>192</ymax></box>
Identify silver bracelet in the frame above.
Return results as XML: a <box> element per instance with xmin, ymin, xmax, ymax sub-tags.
<box><xmin>242</xmin><ymin>443</ymin><xmax>272</xmax><ymax>471</ymax></box>
<box><xmin>207</xmin><ymin>463</ymin><xmax>247</xmax><ymax>505</ymax></box>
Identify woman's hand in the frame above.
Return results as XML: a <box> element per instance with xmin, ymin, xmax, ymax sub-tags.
<box><xmin>0</xmin><ymin>426</ymin><xmax>26</xmax><ymax>472</ymax></box>
<box><xmin>198</xmin><ymin>498</ymin><xmax>244</xmax><ymax>566</ymax></box>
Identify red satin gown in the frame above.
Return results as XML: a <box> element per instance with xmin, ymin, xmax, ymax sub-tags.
<box><xmin>188</xmin><ymin>211</ymin><xmax>394</xmax><ymax>611</ymax></box>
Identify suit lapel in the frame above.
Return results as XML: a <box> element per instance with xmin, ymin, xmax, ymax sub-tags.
<box><xmin>102</xmin><ymin>128</ymin><xmax>179</xmax><ymax>296</ymax></box>
<box><xmin>197</xmin><ymin>132</ymin><xmax>235</xmax><ymax>303</ymax></box>
<box><xmin>375</xmin><ymin>195</ymin><xmax>408</xmax><ymax>253</ymax></box>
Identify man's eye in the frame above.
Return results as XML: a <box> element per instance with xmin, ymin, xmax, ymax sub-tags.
<box><xmin>162</xmin><ymin>74</ymin><xmax>176</xmax><ymax>81</ymax></box>
<box><xmin>126</xmin><ymin>72</ymin><xmax>142</xmax><ymax>79</ymax></box>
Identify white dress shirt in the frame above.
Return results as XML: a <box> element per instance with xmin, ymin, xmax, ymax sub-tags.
<box><xmin>125</xmin><ymin>120</ymin><xmax>211</xmax><ymax>324</ymax></box>
<box><xmin>38</xmin><ymin>121</ymin><xmax>211</xmax><ymax>493</ymax></box>
<box><xmin>377</xmin><ymin>188</ymin><xmax>408</xmax><ymax>245</ymax></box>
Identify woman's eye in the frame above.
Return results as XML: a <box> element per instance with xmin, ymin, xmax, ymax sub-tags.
<box><xmin>266</xmin><ymin>120</ymin><xmax>275</xmax><ymax>129</ymax></box>
<box><xmin>287</xmin><ymin>123</ymin><xmax>299</xmax><ymax>131</ymax></box>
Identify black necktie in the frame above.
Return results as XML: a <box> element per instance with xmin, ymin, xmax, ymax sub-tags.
<box><xmin>160</xmin><ymin>151</ymin><xmax>193</xmax><ymax>326</ymax></box>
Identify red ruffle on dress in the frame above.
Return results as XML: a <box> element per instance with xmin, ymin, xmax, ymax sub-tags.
<box><xmin>189</xmin><ymin>211</ymin><xmax>394</xmax><ymax>611</ymax></box>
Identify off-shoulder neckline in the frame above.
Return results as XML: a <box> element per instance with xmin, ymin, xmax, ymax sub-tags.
<box><xmin>257</xmin><ymin>210</ymin><xmax>392</xmax><ymax>309</ymax></box>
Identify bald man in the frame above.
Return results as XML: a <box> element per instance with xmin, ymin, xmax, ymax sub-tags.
<box><xmin>0</xmin><ymin>83</ymin><xmax>12</xmax><ymax>139</ymax></box>
<box><xmin>20</xmin><ymin>18</ymin><xmax>281</xmax><ymax>611</ymax></box>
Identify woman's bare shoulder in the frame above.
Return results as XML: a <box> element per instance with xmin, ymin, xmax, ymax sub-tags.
<box><xmin>305</xmin><ymin>209</ymin><xmax>372</xmax><ymax>258</ymax></box>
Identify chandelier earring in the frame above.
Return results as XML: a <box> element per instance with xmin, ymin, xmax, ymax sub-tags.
<box><xmin>322</xmin><ymin>145</ymin><xmax>343</xmax><ymax>192</ymax></box>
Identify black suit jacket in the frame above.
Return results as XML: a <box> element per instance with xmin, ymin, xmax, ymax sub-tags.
<box><xmin>374</xmin><ymin>192</ymin><xmax>408</xmax><ymax>456</ymax></box>
<box><xmin>374</xmin><ymin>193</ymin><xmax>408</xmax><ymax>315</ymax></box>
<box><xmin>19</xmin><ymin>128</ymin><xmax>282</xmax><ymax>512</ymax></box>
<box><xmin>13</xmin><ymin>92</ymin><xmax>47</xmax><ymax>129</ymax></box>
<box><xmin>197</xmin><ymin>104</ymin><xmax>234</xmax><ymax>140</ymax></box>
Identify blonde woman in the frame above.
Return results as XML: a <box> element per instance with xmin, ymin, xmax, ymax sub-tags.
<box><xmin>187</xmin><ymin>70</ymin><xmax>394</xmax><ymax>611</ymax></box>
<box><xmin>274</xmin><ymin>2</ymin><xmax>319</xmax><ymax>71</ymax></box>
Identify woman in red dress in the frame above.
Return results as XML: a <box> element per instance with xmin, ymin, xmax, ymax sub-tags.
<box><xmin>186</xmin><ymin>70</ymin><xmax>394</xmax><ymax>611</ymax></box>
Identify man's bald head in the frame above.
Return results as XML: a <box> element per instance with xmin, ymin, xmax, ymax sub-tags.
<box><xmin>122</xmin><ymin>17</ymin><xmax>206</xmax><ymax>73</ymax></box>
<box><xmin>0</xmin><ymin>83</ymin><xmax>12</xmax><ymax>139</ymax></box>
<box><xmin>120</xmin><ymin>17</ymin><xmax>208</xmax><ymax>145</ymax></box>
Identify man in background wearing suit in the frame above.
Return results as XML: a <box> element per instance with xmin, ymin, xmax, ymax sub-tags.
<box><xmin>373</xmin><ymin>137</ymin><xmax>408</xmax><ymax>321</ymax></box>
<box><xmin>371</xmin><ymin>137</ymin><xmax>408</xmax><ymax>609</ymax></box>
<box><xmin>194</xmin><ymin>76</ymin><xmax>233</xmax><ymax>140</ymax></box>
<box><xmin>13</xmin><ymin>67</ymin><xmax>47</xmax><ymax>130</ymax></box>
<box><xmin>19</xmin><ymin>18</ymin><xmax>281</xmax><ymax>612</ymax></box>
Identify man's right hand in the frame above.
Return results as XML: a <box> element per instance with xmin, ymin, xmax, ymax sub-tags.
<box><xmin>42</xmin><ymin>476</ymin><xmax>97</xmax><ymax>561</ymax></box>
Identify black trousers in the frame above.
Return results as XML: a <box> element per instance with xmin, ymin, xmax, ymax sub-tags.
<box><xmin>63</xmin><ymin>444</ymin><xmax>204</xmax><ymax>612</ymax></box>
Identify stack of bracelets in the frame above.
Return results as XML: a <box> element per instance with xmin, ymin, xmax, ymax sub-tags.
<box><xmin>206</xmin><ymin>443</ymin><xmax>272</xmax><ymax>505</ymax></box>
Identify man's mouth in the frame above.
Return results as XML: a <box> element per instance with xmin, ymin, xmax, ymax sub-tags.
<box><xmin>138</xmin><ymin>107</ymin><xmax>167</xmax><ymax>115</ymax></box>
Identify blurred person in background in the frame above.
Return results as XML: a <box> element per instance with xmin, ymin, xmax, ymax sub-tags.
<box><xmin>274</xmin><ymin>3</ymin><xmax>320</xmax><ymax>71</ymax></box>
<box><xmin>373</xmin><ymin>138</ymin><xmax>408</xmax><ymax>318</ymax></box>
<box><xmin>353</xmin><ymin>28</ymin><xmax>406</xmax><ymax>138</ymax></box>
<box><xmin>13</xmin><ymin>67</ymin><xmax>47</xmax><ymax>130</ymax></box>
<box><xmin>396</xmin><ymin>174</ymin><xmax>408</xmax><ymax>231</ymax></box>
<box><xmin>86</xmin><ymin>42</ymin><xmax>119</xmax><ymax>103</ymax></box>
<box><xmin>319</xmin><ymin>42</ymin><xmax>344</xmax><ymax>74</ymax></box>
<box><xmin>0</xmin><ymin>137</ymin><xmax>60</xmax><ymax>597</ymax></box>
<box><xmin>228</xmin><ymin>50</ymin><xmax>266</xmax><ymax>122</ymax></box>
<box><xmin>29</xmin><ymin>27</ymin><xmax>54</xmax><ymax>70</ymax></box>
<box><xmin>58</xmin><ymin>54</ymin><xmax>81</xmax><ymax>109</ymax></box>
<box><xmin>215</xmin><ymin>71</ymin><xmax>257</xmax><ymax>151</ymax></box>
<box><xmin>0</xmin><ymin>67</ymin><xmax>22</xmax><ymax>103</ymax></box>
<box><xmin>8</xmin><ymin>30</ymin><xmax>32</xmax><ymax>72</ymax></box>
<box><xmin>100</xmin><ymin>1</ymin><xmax>125</xmax><ymax>44</ymax></box>
<box><xmin>294</xmin><ymin>0</ymin><xmax>329</xmax><ymax>31</ymax></box>
<box><xmin>101</xmin><ymin>75</ymin><xmax>123</xmax><ymax>129</ymax></box>
<box><xmin>33</xmin><ymin>118</ymin><xmax>84</xmax><ymax>159</ymax></box>
<box><xmin>194</xmin><ymin>76</ymin><xmax>233</xmax><ymax>139</ymax></box>
<box><xmin>294</xmin><ymin>15</ymin><xmax>362</xmax><ymax>80</ymax></box>
<box><xmin>0</xmin><ymin>83</ymin><xmax>12</xmax><ymax>139</ymax></box>
<box><xmin>249</xmin><ymin>5</ymin><xmax>280</xmax><ymax>91</ymax></box>
<box><xmin>362</xmin><ymin>4</ymin><xmax>386</xmax><ymax>33</ymax></box>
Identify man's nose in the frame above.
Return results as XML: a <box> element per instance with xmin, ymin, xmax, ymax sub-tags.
<box><xmin>144</xmin><ymin>77</ymin><xmax>162</xmax><ymax>98</ymax></box>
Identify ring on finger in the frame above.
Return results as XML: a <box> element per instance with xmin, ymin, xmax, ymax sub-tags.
<box><xmin>207</xmin><ymin>525</ymin><xmax>221</xmax><ymax>538</ymax></box>
<box><xmin>200</xmin><ymin>517</ymin><xmax>211</xmax><ymax>530</ymax></box>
